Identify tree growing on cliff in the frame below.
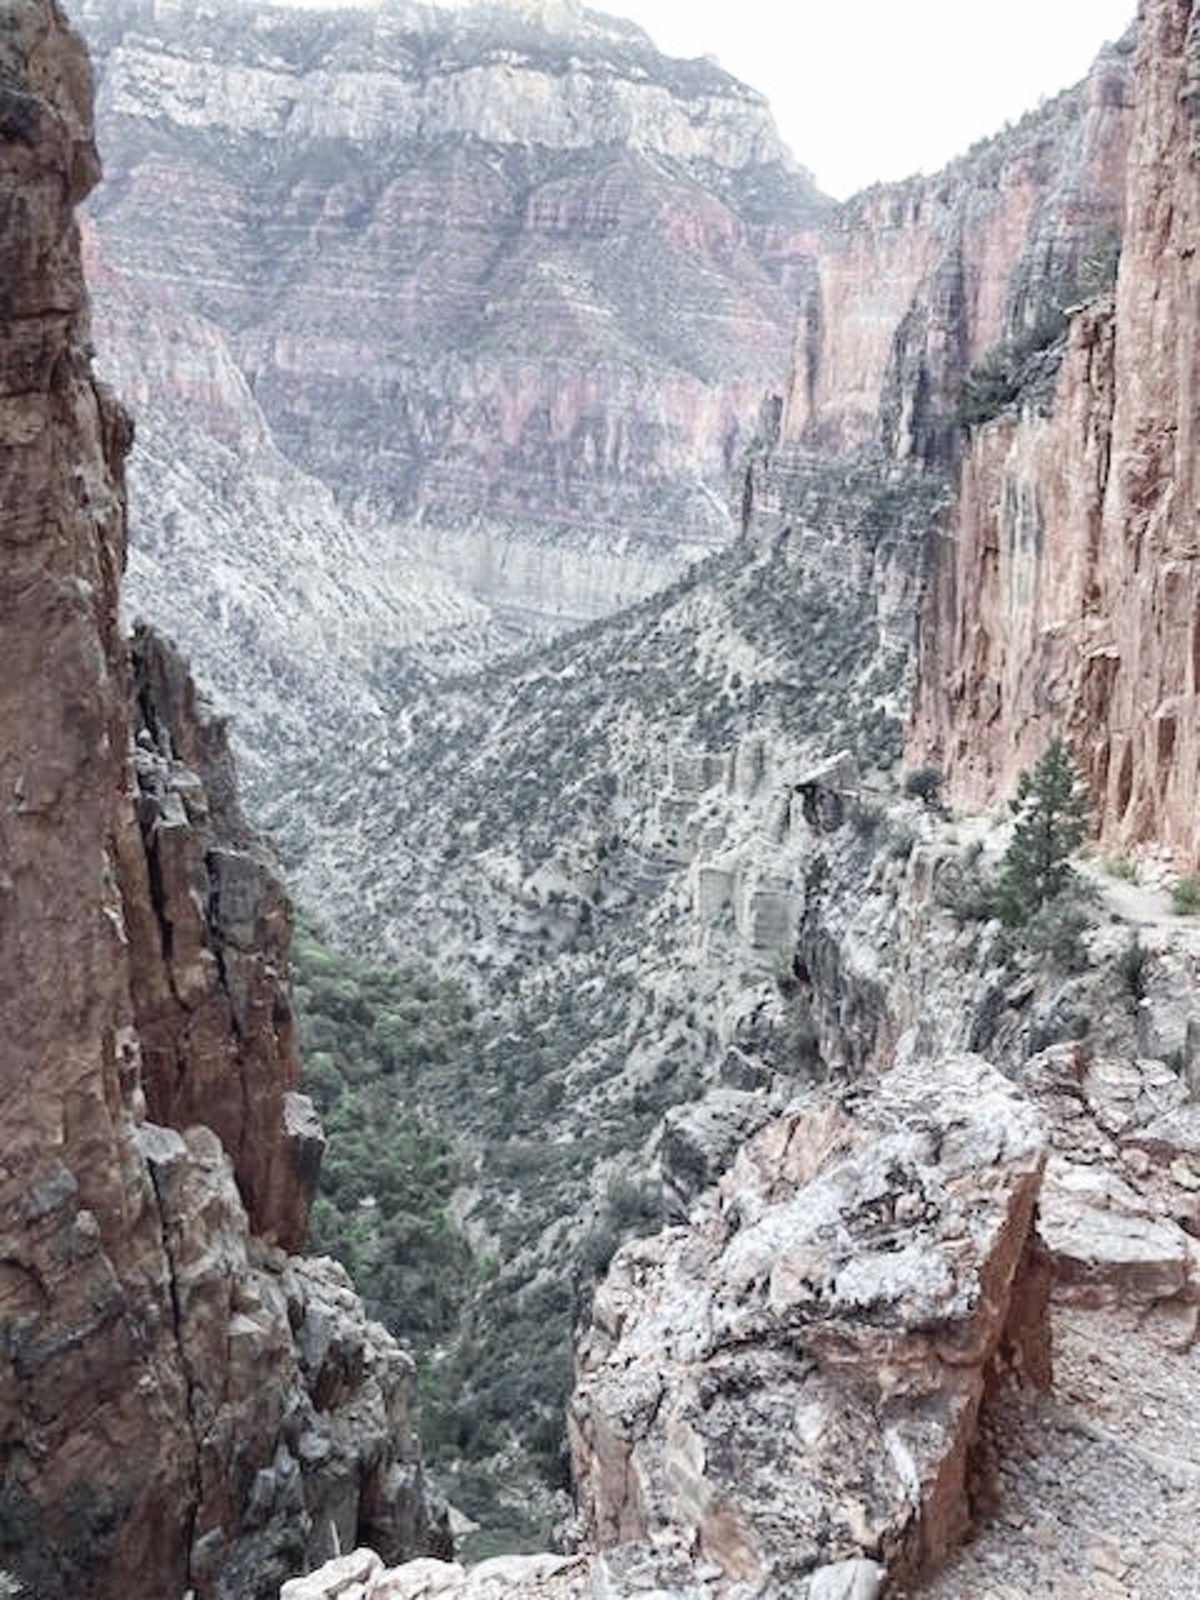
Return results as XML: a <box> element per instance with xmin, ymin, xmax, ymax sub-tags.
<box><xmin>996</xmin><ymin>738</ymin><xmax>1091</xmax><ymax>927</ymax></box>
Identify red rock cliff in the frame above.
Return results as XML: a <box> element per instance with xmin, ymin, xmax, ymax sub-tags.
<box><xmin>913</xmin><ymin>0</ymin><xmax>1200</xmax><ymax>865</ymax></box>
<box><xmin>782</xmin><ymin>39</ymin><xmax>1132</xmax><ymax>467</ymax></box>
<box><xmin>0</xmin><ymin>4</ymin><xmax>444</xmax><ymax>1594</ymax></box>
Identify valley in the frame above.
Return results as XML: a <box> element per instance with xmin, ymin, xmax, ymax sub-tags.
<box><xmin>5</xmin><ymin>0</ymin><xmax>1200</xmax><ymax>1598</ymax></box>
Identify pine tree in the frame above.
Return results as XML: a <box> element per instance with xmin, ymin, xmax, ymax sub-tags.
<box><xmin>996</xmin><ymin>738</ymin><xmax>1091</xmax><ymax>926</ymax></box>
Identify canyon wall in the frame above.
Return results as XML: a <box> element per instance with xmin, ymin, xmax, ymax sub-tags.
<box><xmin>74</xmin><ymin>0</ymin><xmax>826</xmax><ymax>656</ymax></box>
<box><xmin>0</xmin><ymin>5</ymin><xmax>442</xmax><ymax>1593</ymax></box>
<box><xmin>912</xmin><ymin>0</ymin><xmax>1200</xmax><ymax>866</ymax></box>
<box><xmin>781</xmin><ymin>37</ymin><xmax>1133</xmax><ymax>467</ymax></box>
<box><xmin>84</xmin><ymin>225</ymin><xmax>495</xmax><ymax>788</ymax></box>
<box><xmin>749</xmin><ymin>2</ymin><xmax>1200</xmax><ymax>866</ymax></box>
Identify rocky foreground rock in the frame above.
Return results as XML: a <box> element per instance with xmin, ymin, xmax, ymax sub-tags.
<box><xmin>292</xmin><ymin>1055</ymin><xmax>1050</xmax><ymax>1598</ymax></box>
<box><xmin>0</xmin><ymin>4</ymin><xmax>444</xmax><ymax>1593</ymax></box>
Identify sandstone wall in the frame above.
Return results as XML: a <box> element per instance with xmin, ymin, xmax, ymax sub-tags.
<box><xmin>912</xmin><ymin>0</ymin><xmax>1200</xmax><ymax>866</ymax></box>
<box><xmin>781</xmin><ymin>36</ymin><xmax>1132</xmax><ymax>466</ymax></box>
<box><xmin>0</xmin><ymin>5</ymin><xmax>442</xmax><ymax>1593</ymax></box>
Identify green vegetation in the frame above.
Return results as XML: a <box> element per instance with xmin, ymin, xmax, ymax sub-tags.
<box><xmin>956</xmin><ymin>228</ymin><xmax>1122</xmax><ymax>428</ymax></box>
<box><xmin>1117</xmin><ymin>936</ymin><xmax>1151</xmax><ymax>1005</ymax></box>
<box><xmin>996</xmin><ymin>739</ymin><xmax>1091</xmax><ymax>926</ymax></box>
<box><xmin>937</xmin><ymin>741</ymin><xmax>1096</xmax><ymax>970</ymax></box>
<box><xmin>1171</xmin><ymin>875</ymin><xmax>1200</xmax><ymax>916</ymax></box>
<box><xmin>903</xmin><ymin>764</ymin><xmax>945</xmax><ymax>809</ymax></box>
<box><xmin>1105</xmin><ymin>855</ymin><xmax>1141</xmax><ymax>884</ymax></box>
<box><xmin>292</xmin><ymin>922</ymin><xmax>478</xmax><ymax>1349</ymax></box>
<box><xmin>268</xmin><ymin>450</ymin><xmax>957</xmax><ymax>1540</ymax></box>
<box><xmin>988</xmin><ymin>739</ymin><xmax>1095</xmax><ymax>969</ymax></box>
<box><xmin>293</xmin><ymin>916</ymin><xmax>690</xmax><ymax>1540</ymax></box>
<box><xmin>956</xmin><ymin>303</ymin><xmax>1074</xmax><ymax>428</ymax></box>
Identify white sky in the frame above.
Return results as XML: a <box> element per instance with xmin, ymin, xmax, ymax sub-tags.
<box><xmin>615</xmin><ymin>0</ymin><xmax>1137</xmax><ymax>196</ymax></box>
<box><xmin>276</xmin><ymin>0</ymin><xmax>1138</xmax><ymax>197</ymax></box>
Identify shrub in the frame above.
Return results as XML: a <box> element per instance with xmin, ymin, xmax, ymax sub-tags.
<box><xmin>956</xmin><ymin>233</ymin><xmax>1119</xmax><ymax>430</ymax></box>
<box><xmin>955</xmin><ymin>306</ymin><xmax>1068</xmax><ymax>427</ymax></box>
<box><xmin>903</xmin><ymin>765</ymin><xmax>945</xmax><ymax>808</ymax></box>
<box><xmin>1117</xmin><ymin>936</ymin><xmax>1150</xmax><ymax>1003</ymax></box>
<box><xmin>1020</xmin><ymin>888</ymin><xmax>1094</xmax><ymax>973</ymax></box>
<box><xmin>1172</xmin><ymin>875</ymin><xmax>1200</xmax><ymax>915</ymax></box>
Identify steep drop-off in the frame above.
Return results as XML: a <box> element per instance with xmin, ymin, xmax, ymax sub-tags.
<box><xmin>0</xmin><ymin>6</ymin><xmax>443</xmax><ymax>1594</ymax></box>
<box><xmin>778</xmin><ymin>33</ymin><xmax>1132</xmax><ymax>467</ymax></box>
<box><xmin>913</xmin><ymin>0</ymin><xmax>1200</xmax><ymax>869</ymax></box>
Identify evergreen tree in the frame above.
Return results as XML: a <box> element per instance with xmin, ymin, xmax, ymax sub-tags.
<box><xmin>996</xmin><ymin>738</ymin><xmax>1091</xmax><ymax>926</ymax></box>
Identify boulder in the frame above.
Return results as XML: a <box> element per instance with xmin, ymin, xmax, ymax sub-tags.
<box><xmin>1039</xmin><ymin>1156</ymin><xmax>1196</xmax><ymax>1305</ymax></box>
<box><xmin>569</xmin><ymin>1055</ymin><xmax>1050</xmax><ymax>1593</ymax></box>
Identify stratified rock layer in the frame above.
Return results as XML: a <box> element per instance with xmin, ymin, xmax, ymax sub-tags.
<box><xmin>0</xmin><ymin>5</ymin><xmax>442</xmax><ymax>1594</ymax></box>
<box><xmin>912</xmin><ymin>0</ymin><xmax>1200</xmax><ymax>865</ymax></box>
<box><xmin>780</xmin><ymin>37</ymin><xmax>1132</xmax><ymax>466</ymax></box>
<box><xmin>75</xmin><ymin>0</ymin><xmax>826</xmax><ymax>642</ymax></box>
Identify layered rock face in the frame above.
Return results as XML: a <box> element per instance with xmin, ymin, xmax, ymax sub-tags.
<box><xmin>84</xmin><ymin>224</ymin><xmax>496</xmax><ymax>788</ymax></box>
<box><xmin>732</xmin><ymin>31</ymin><xmax>1137</xmax><ymax>855</ymax></box>
<box><xmin>0</xmin><ymin>6</ymin><xmax>442</xmax><ymax>1594</ymax></box>
<box><xmin>75</xmin><ymin>0</ymin><xmax>825</xmax><ymax>646</ymax></box>
<box><xmin>913</xmin><ymin>0</ymin><xmax>1200</xmax><ymax>867</ymax></box>
<box><xmin>781</xmin><ymin>37</ymin><xmax>1132</xmax><ymax>467</ymax></box>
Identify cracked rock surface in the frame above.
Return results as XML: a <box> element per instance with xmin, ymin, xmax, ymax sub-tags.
<box><xmin>0</xmin><ymin>6</ymin><xmax>445</xmax><ymax>1594</ymax></box>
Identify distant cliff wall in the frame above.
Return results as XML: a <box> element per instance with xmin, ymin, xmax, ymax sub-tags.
<box><xmin>0</xmin><ymin>6</ymin><xmax>443</xmax><ymax>1594</ymax></box>
<box><xmin>780</xmin><ymin>37</ymin><xmax>1132</xmax><ymax>468</ymax></box>
<box><xmin>912</xmin><ymin>0</ymin><xmax>1200</xmax><ymax>866</ymax></box>
<box><xmin>76</xmin><ymin>0</ymin><xmax>827</xmax><ymax>605</ymax></box>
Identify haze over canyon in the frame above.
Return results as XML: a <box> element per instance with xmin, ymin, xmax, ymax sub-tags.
<box><xmin>2</xmin><ymin>3</ymin><xmax>1199</xmax><ymax>1599</ymax></box>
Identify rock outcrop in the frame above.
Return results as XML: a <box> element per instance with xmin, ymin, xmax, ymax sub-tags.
<box><xmin>0</xmin><ymin>5</ymin><xmax>442</xmax><ymax>1594</ymax></box>
<box><xmin>568</xmin><ymin>1055</ymin><xmax>1050</xmax><ymax>1595</ymax></box>
<box><xmin>124</xmin><ymin>625</ymin><xmax>318</xmax><ymax>1250</ymax></box>
<box><xmin>292</xmin><ymin>1056</ymin><xmax>1050</xmax><ymax>1598</ymax></box>
<box><xmin>779</xmin><ymin>35</ymin><xmax>1132</xmax><ymax>467</ymax></box>
<box><xmin>912</xmin><ymin>0</ymin><xmax>1200</xmax><ymax>867</ymax></box>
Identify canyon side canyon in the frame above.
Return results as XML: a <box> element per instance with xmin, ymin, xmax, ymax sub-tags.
<box><xmin>72</xmin><ymin>0</ymin><xmax>827</xmax><ymax>783</ymax></box>
<box><xmin>5</xmin><ymin>1</ymin><xmax>1200</xmax><ymax>1599</ymax></box>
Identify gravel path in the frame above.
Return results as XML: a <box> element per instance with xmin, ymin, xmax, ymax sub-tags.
<box><xmin>911</xmin><ymin>1301</ymin><xmax>1200</xmax><ymax>1599</ymax></box>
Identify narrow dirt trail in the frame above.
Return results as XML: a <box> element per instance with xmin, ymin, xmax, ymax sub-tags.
<box><xmin>913</xmin><ymin>1303</ymin><xmax>1200</xmax><ymax>1600</ymax></box>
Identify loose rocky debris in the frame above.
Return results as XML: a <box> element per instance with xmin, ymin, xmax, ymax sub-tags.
<box><xmin>280</xmin><ymin>1549</ymin><xmax>889</xmax><ymax>1600</ymax></box>
<box><xmin>908</xmin><ymin>1044</ymin><xmax>1200</xmax><ymax>1600</ymax></box>
<box><xmin>911</xmin><ymin>1304</ymin><xmax>1200</xmax><ymax>1600</ymax></box>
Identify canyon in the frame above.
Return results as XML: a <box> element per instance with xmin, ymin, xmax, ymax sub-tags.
<box><xmin>69</xmin><ymin>0</ymin><xmax>827</xmax><ymax>791</ymax></box>
<box><xmin>6</xmin><ymin>0</ymin><xmax>1200</xmax><ymax>1597</ymax></box>
<box><xmin>273</xmin><ymin>0</ymin><xmax>1200</xmax><ymax>1592</ymax></box>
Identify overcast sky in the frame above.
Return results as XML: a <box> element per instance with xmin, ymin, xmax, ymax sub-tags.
<box><xmin>616</xmin><ymin>0</ymin><xmax>1137</xmax><ymax>196</ymax></box>
<box><xmin>278</xmin><ymin>0</ymin><xmax>1138</xmax><ymax>198</ymax></box>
